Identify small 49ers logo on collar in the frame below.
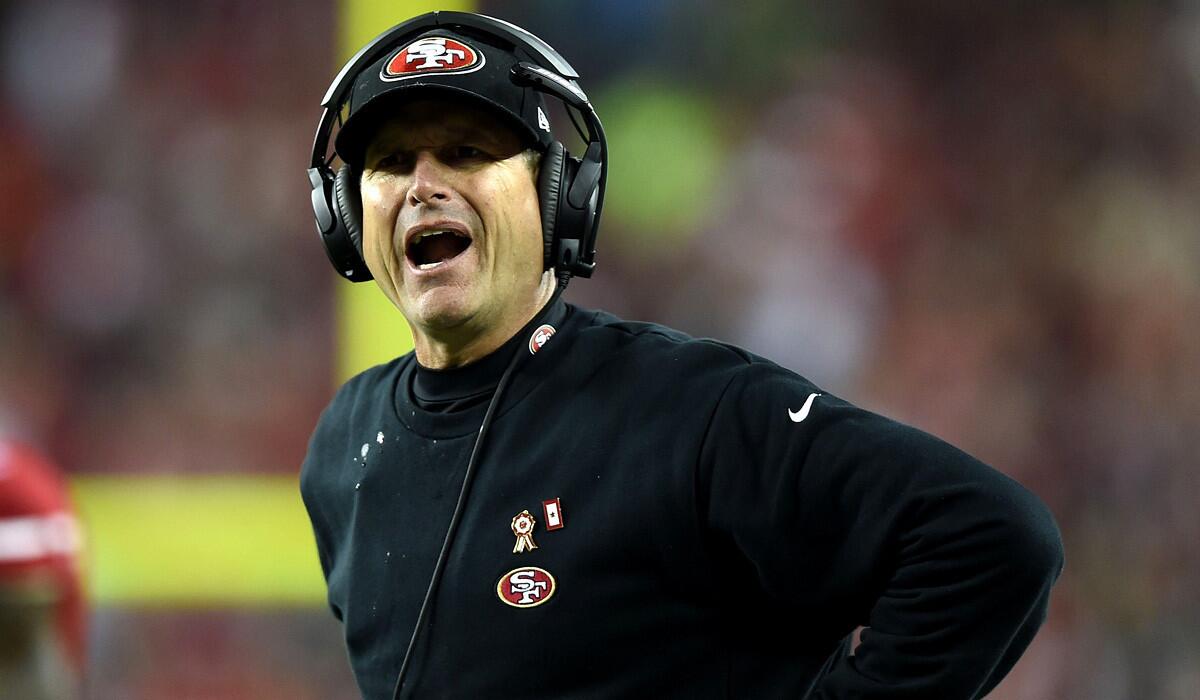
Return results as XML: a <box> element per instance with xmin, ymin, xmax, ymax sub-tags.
<box><xmin>381</xmin><ymin>37</ymin><xmax>484</xmax><ymax>81</ymax></box>
<box><xmin>529</xmin><ymin>324</ymin><xmax>556</xmax><ymax>354</ymax></box>
<box><xmin>497</xmin><ymin>566</ymin><xmax>556</xmax><ymax>608</ymax></box>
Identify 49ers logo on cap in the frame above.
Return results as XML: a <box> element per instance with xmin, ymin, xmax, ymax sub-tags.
<box><xmin>381</xmin><ymin>36</ymin><xmax>484</xmax><ymax>81</ymax></box>
<box><xmin>497</xmin><ymin>566</ymin><xmax>556</xmax><ymax>608</ymax></box>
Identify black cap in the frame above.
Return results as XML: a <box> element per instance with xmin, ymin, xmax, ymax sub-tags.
<box><xmin>334</xmin><ymin>28</ymin><xmax>554</xmax><ymax>168</ymax></box>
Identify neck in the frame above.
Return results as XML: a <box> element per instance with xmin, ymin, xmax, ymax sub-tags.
<box><xmin>411</xmin><ymin>273</ymin><xmax>558</xmax><ymax>369</ymax></box>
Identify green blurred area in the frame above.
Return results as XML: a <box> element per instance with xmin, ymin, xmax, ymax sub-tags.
<box><xmin>71</xmin><ymin>476</ymin><xmax>325</xmax><ymax>605</ymax></box>
<box><xmin>598</xmin><ymin>77</ymin><xmax>725</xmax><ymax>246</ymax></box>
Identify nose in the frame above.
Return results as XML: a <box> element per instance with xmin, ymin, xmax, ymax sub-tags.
<box><xmin>405</xmin><ymin>152</ymin><xmax>452</xmax><ymax>207</ymax></box>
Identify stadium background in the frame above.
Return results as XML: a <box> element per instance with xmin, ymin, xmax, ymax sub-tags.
<box><xmin>1</xmin><ymin>0</ymin><xmax>1198</xmax><ymax>697</ymax></box>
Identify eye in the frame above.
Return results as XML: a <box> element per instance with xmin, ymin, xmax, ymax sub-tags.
<box><xmin>445</xmin><ymin>145</ymin><xmax>487</xmax><ymax>163</ymax></box>
<box><xmin>371</xmin><ymin>152</ymin><xmax>409</xmax><ymax>170</ymax></box>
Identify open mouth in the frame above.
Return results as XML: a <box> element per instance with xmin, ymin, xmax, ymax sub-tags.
<box><xmin>407</xmin><ymin>229</ymin><xmax>472</xmax><ymax>270</ymax></box>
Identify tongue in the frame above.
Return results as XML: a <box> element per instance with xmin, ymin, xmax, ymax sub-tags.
<box><xmin>419</xmin><ymin>234</ymin><xmax>469</xmax><ymax>264</ymax></box>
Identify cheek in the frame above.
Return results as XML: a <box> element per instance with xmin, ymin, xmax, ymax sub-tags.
<box><xmin>486</xmin><ymin>174</ymin><xmax>544</xmax><ymax>264</ymax></box>
<box><xmin>359</xmin><ymin>180</ymin><xmax>401</xmax><ymax>267</ymax></box>
<box><xmin>358</xmin><ymin>178</ymin><xmax>407</xmax><ymax>305</ymax></box>
<box><xmin>519</xmin><ymin>197</ymin><xmax>544</xmax><ymax>265</ymax></box>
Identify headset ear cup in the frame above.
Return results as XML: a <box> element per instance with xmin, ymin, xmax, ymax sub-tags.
<box><xmin>334</xmin><ymin>164</ymin><xmax>366</xmax><ymax>261</ymax></box>
<box><xmin>537</xmin><ymin>142</ymin><xmax>567</xmax><ymax>270</ymax></box>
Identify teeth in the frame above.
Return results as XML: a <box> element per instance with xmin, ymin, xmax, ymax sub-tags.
<box><xmin>408</xmin><ymin>228</ymin><xmax>470</xmax><ymax>271</ymax></box>
<box><xmin>416</xmin><ymin>229</ymin><xmax>463</xmax><ymax>241</ymax></box>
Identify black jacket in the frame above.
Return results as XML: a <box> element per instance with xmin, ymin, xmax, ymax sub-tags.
<box><xmin>300</xmin><ymin>302</ymin><xmax>1064</xmax><ymax>699</ymax></box>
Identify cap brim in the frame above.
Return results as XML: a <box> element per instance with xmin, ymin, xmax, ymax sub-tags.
<box><xmin>334</xmin><ymin>84</ymin><xmax>544</xmax><ymax>169</ymax></box>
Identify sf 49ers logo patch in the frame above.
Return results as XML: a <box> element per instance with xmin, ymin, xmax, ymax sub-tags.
<box><xmin>381</xmin><ymin>36</ymin><xmax>484</xmax><ymax>81</ymax></box>
<box><xmin>497</xmin><ymin>566</ymin><xmax>556</xmax><ymax>608</ymax></box>
<box><xmin>528</xmin><ymin>324</ymin><xmax>556</xmax><ymax>354</ymax></box>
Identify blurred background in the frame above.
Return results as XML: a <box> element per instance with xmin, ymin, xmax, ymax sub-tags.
<box><xmin>1</xmin><ymin>0</ymin><xmax>1198</xmax><ymax>697</ymax></box>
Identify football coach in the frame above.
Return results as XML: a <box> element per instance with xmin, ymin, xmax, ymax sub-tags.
<box><xmin>301</xmin><ymin>11</ymin><xmax>1064</xmax><ymax>699</ymax></box>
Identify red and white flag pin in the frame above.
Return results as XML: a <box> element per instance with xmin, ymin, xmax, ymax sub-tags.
<box><xmin>542</xmin><ymin>498</ymin><xmax>564</xmax><ymax>531</ymax></box>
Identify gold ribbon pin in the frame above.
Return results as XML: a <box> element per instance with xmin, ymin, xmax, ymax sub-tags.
<box><xmin>511</xmin><ymin>510</ymin><xmax>538</xmax><ymax>554</ymax></box>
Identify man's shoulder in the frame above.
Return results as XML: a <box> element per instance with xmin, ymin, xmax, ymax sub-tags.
<box><xmin>566</xmin><ymin>305</ymin><xmax>821</xmax><ymax>392</ymax></box>
<box><xmin>331</xmin><ymin>354</ymin><xmax>411</xmax><ymax>405</ymax></box>
<box><xmin>309</xmin><ymin>354</ymin><xmax>412</xmax><ymax>439</ymax></box>
<box><xmin>572</xmin><ymin>305</ymin><xmax>756</xmax><ymax>365</ymax></box>
<box><xmin>302</xmin><ymin>355</ymin><xmax>413</xmax><ymax>490</ymax></box>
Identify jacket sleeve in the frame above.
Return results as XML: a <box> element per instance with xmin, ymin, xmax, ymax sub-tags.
<box><xmin>697</xmin><ymin>362</ymin><xmax>1064</xmax><ymax>699</ymax></box>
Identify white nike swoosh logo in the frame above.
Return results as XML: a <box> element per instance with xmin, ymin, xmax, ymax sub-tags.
<box><xmin>788</xmin><ymin>393</ymin><xmax>822</xmax><ymax>423</ymax></box>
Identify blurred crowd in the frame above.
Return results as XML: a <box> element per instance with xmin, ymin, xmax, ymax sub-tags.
<box><xmin>0</xmin><ymin>1</ymin><xmax>335</xmax><ymax>476</ymax></box>
<box><xmin>1</xmin><ymin>0</ymin><xmax>1197</xmax><ymax>698</ymax></box>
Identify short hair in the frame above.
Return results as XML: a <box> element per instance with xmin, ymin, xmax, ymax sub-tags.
<box><xmin>522</xmin><ymin>148</ymin><xmax>541</xmax><ymax>179</ymax></box>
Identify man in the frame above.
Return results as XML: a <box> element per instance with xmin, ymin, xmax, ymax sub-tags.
<box><xmin>0</xmin><ymin>440</ymin><xmax>85</xmax><ymax>700</ymax></box>
<box><xmin>301</xmin><ymin>13</ymin><xmax>1063</xmax><ymax>699</ymax></box>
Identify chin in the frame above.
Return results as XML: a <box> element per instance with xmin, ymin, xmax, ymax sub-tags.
<box><xmin>408</xmin><ymin>288</ymin><xmax>478</xmax><ymax>331</ymax></box>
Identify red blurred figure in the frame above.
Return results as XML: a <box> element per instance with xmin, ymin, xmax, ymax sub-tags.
<box><xmin>0</xmin><ymin>440</ymin><xmax>85</xmax><ymax>699</ymax></box>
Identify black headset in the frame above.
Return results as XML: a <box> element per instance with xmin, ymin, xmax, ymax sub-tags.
<box><xmin>308</xmin><ymin>11</ymin><xmax>606</xmax><ymax>283</ymax></box>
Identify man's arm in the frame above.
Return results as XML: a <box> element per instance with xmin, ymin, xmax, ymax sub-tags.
<box><xmin>699</xmin><ymin>362</ymin><xmax>1064</xmax><ymax>698</ymax></box>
